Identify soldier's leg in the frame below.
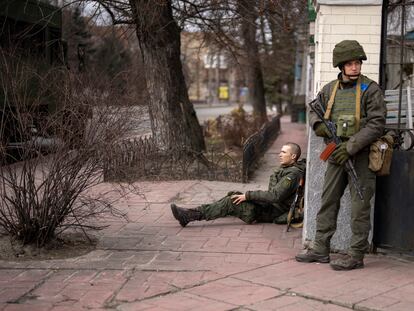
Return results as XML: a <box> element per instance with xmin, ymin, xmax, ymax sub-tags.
<box><xmin>199</xmin><ymin>195</ymin><xmax>257</xmax><ymax>224</ymax></box>
<box><xmin>348</xmin><ymin>151</ymin><xmax>376</xmax><ymax>259</ymax></box>
<box><xmin>313</xmin><ymin>162</ymin><xmax>348</xmax><ymax>254</ymax></box>
<box><xmin>255</xmin><ymin>203</ymin><xmax>287</xmax><ymax>223</ymax></box>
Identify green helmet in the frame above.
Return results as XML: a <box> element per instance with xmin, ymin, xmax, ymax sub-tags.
<box><xmin>332</xmin><ymin>40</ymin><xmax>367</xmax><ymax>68</ymax></box>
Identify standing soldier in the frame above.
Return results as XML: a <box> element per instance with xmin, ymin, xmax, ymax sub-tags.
<box><xmin>295</xmin><ymin>40</ymin><xmax>386</xmax><ymax>270</ymax></box>
<box><xmin>171</xmin><ymin>143</ymin><xmax>305</xmax><ymax>227</ymax></box>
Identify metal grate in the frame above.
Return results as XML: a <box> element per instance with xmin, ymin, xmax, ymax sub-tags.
<box><xmin>242</xmin><ymin>115</ymin><xmax>281</xmax><ymax>182</ymax></box>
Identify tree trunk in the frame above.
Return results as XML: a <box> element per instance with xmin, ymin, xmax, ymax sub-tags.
<box><xmin>238</xmin><ymin>0</ymin><xmax>267</xmax><ymax>124</ymax></box>
<box><xmin>267</xmin><ymin>8</ymin><xmax>296</xmax><ymax>113</ymax></box>
<box><xmin>130</xmin><ymin>0</ymin><xmax>205</xmax><ymax>151</ymax></box>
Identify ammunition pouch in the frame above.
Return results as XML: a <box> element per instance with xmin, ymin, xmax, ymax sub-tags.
<box><xmin>337</xmin><ymin>115</ymin><xmax>357</xmax><ymax>138</ymax></box>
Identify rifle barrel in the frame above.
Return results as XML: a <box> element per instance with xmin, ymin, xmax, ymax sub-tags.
<box><xmin>345</xmin><ymin>160</ymin><xmax>364</xmax><ymax>200</ymax></box>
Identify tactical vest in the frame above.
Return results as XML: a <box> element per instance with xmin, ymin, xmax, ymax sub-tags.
<box><xmin>325</xmin><ymin>75</ymin><xmax>373</xmax><ymax>138</ymax></box>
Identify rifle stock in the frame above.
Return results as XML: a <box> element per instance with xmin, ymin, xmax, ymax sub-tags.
<box><xmin>286</xmin><ymin>177</ymin><xmax>305</xmax><ymax>232</ymax></box>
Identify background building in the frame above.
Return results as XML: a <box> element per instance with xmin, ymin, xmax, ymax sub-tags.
<box><xmin>181</xmin><ymin>32</ymin><xmax>244</xmax><ymax>105</ymax></box>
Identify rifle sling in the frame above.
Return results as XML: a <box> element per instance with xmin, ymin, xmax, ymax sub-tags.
<box><xmin>324</xmin><ymin>80</ymin><xmax>339</xmax><ymax>120</ymax></box>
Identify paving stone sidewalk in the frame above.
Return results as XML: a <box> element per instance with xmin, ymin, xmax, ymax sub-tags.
<box><xmin>1</xmin><ymin>116</ymin><xmax>414</xmax><ymax>311</ymax></box>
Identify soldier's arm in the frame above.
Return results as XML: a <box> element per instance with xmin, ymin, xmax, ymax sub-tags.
<box><xmin>231</xmin><ymin>194</ymin><xmax>246</xmax><ymax>205</ymax></box>
<box><xmin>245</xmin><ymin>172</ymin><xmax>299</xmax><ymax>204</ymax></box>
<box><xmin>346</xmin><ymin>83</ymin><xmax>386</xmax><ymax>156</ymax></box>
<box><xmin>309</xmin><ymin>85</ymin><xmax>329</xmax><ymax>129</ymax></box>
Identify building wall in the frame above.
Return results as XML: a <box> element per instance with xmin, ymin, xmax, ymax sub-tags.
<box><xmin>304</xmin><ymin>1</ymin><xmax>383</xmax><ymax>251</ymax></box>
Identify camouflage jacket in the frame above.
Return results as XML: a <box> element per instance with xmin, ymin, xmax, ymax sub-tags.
<box><xmin>245</xmin><ymin>159</ymin><xmax>306</xmax><ymax>208</ymax></box>
<box><xmin>309</xmin><ymin>74</ymin><xmax>386</xmax><ymax>156</ymax></box>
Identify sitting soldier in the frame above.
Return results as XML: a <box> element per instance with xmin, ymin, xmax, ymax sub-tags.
<box><xmin>171</xmin><ymin>142</ymin><xmax>305</xmax><ymax>227</ymax></box>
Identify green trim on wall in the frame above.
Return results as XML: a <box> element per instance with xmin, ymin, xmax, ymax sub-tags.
<box><xmin>308</xmin><ymin>0</ymin><xmax>316</xmax><ymax>21</ymax></box>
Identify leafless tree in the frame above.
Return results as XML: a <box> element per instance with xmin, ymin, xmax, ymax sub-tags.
<box><xmin>172</xmin><ymin>0</ymin><xmax>267</xmax><ymax>123</ymax></box>
<box><xmin>171</xmin><ymin>0</ymin><xmax>306</xmax><ymax>122</ymax></box>
<box><xmin>79</xmin><ymin>0</ymin><xmax>205</xmax><ymax>151</ymax></box>
<box><xmin>0</xmin><ymin>50</ymin><xmax>141</xmax><ymax>246</ymax></box>
<box><xmin>237</xmin><ymin>0</ymin><xmax>267</xmax><ymax>124</ymax></box>
<box><xmin>264</xmin><ymin>0</ymin><xmax>308</xmax><ymax>112</ymax></box>
<box><xmin>69</xmin><ymin>0</ymin><xmax>305</xmax><ymax>138</ymax></box>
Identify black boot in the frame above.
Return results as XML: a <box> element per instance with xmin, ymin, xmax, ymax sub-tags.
<box><xmin>170</xmin><ymin>204</ymin><xmax>204</xmax><ymax>227</ymax></box>
<box><xmin>295</xmin><ymin>249</ymin><xmax>330</xmax><ymax>263</ymax></box>
<box><xmin>330</xmin><ymin>255</ymin><xmax>364</xmax><ymax>271</ymax></box>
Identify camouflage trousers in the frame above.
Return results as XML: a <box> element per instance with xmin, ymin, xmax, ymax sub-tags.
<box><xmin>198</xmin><ymin>191</ymin><xmax>287</xmax><ymax>224</ymax></box>
<box><xmin>313</xmin><ymin>151</ymin><xmax>375</xmax><ymax>259</ymax></box>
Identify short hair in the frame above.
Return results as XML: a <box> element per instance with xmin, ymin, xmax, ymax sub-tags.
<box><xmin>285</xmin><ymin>142</ymin><xmax>301</xmax><ymax>161</ymax></box>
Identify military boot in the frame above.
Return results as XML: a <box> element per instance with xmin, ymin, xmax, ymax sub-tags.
<box><xmin>273</xmin><ymin>212</ymin><xmax>288</xmax><ymax>224</ymax></box>
<box><xmin>295</xmin><ymin>249</ymin><xmax>330</xmax><ymax>263</ymax></box>
<box><xmin>170</xmin><ymin>204</ymin><xmax>204</xmax><ymax>227</ymax></box>
<box><xmin>330</xmin><ymin>255</ymin><xmax>364</xmax><ymax>271</ymax></box>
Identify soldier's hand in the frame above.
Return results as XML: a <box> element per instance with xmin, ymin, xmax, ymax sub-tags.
<box><xmin>332</xmin><ymin>142</ymin><xmax>350</xmax><ymax>165</ymax></box>
<box><xmin>231</xmin><ymin>194</ymin><xmax>246</xmax><ymax>205</ymax></box>
<box><xmin>314</xmin><ymin>122</ymin><xmax>332</xmax><ymax>138</ymax></box>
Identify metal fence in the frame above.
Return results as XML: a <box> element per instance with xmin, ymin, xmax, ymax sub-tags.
<box><xmin>103</xmin><ymin>136</ymin><xmax>242</xmax><ymax>182</ymax></box>
<box><xmin>242</xmin><ymin>115</ymin><xmax>281</xmax><ymax>182</ymax></box>
<box><xmin>104</xmin><ymin>115</ymin><xmax>281</xmax><ymax>183</ymax></box>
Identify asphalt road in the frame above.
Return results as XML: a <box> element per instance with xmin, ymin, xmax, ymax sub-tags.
<box><xmin>194</xmin><ymin>103</ymin><xmax>253</xmax><ymax>122</ymax></box>
<box><xmin>127</xmin><ymin>103</ymin><xmax>255</xmax><ymax>138</ymax></box>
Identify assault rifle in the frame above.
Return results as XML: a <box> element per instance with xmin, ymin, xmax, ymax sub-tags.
<box><xmin>308</xmin><ymin>95</ymin><xmax>364</xmax><ymax>201</ymax></box>
<box><xmin>286</xmin><ymin>175</ymin><xmax>305</xmax><ymax>232</ymax></box>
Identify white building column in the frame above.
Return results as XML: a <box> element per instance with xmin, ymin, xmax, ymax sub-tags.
<box><xmin>303</xmin><ymin>0</ymin><xmax>383</xmax><ymax>251</ymax></box>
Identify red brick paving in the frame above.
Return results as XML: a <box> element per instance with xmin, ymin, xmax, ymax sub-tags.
<box><xmin>1</xmin><ymin>116</ymin><xmax>414</xmax><ymax>310</ymax></box>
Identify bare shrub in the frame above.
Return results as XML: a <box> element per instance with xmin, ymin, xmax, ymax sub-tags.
<box><xmin>204</xmin><ymin>106</ymin><xmax>260</xmax><ymax>149</ymax></box>
<box><xmin>103</xmin><ymin>137</ymin><xmax>242</xmax><ymax>182</ymax></box>
<box><xmin>0</xmin><ymin>50</ymin><xmax>141</xmax><ymax>247</ymax></box>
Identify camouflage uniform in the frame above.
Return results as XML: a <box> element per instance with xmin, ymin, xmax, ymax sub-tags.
<box><xmin>199</xmin><ymin>160</ymin><xmax>306</xmax><ymax>224</ymax></box>
<box><xmin>309</xmin><ymin>67</ymin><xmax>386</xmax><ymax>259</ymax></box>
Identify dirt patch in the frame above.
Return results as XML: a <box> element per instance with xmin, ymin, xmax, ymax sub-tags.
<box><xmin>0</xmin><ymin>232</ymin><xmax>97</xmax><ymax>261</ymax></box>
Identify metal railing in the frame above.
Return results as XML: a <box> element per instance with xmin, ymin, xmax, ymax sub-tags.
<box><xmin>103</xmin><ymin>115</ymin><xmax>282</xmax><ymax>183</ymax></box>
<box><xmin>242</xmin><ymin>115</ymin><xmax>281</xmax><ymax>182</ymax></box>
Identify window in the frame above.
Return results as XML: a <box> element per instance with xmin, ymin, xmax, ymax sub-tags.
<box><xmin>381</xmin><ymin>0</ymin><xmax>414</xmax><ymax>130</ymax></box>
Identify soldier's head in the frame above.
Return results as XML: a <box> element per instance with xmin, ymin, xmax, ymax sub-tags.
<box><xmin>333</xmin><ymin>40</ymin><xmax>367</xmax><ymax>80</ymax></box>
<box><xmin>279</xmin><ymin>142</ymin><xmax>301</xmax><ymax>166</ymax></box>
